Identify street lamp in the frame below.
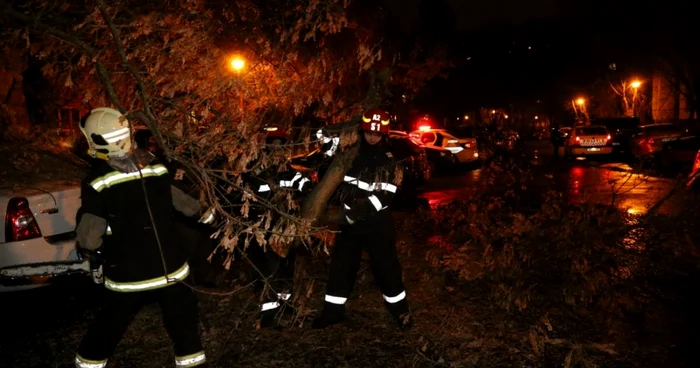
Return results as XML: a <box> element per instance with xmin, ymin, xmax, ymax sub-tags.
<box><xmin>630</xmin><ymin>80</ymin><xmax>641</xmax><ymax>117</ymax></box>
<box><xmin>576</xmin><ymin>98</ymin><xmax>585</xmax><ymax>106</ymax></box>
<box><xmin>229</xmin><ymin>56</ymin><xmax>246</xmax><ymax>72</ymax></box>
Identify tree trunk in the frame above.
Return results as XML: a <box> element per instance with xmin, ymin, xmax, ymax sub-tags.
<box><xmin>0</xmin><ymin>48</ymin><xmax>31</xmax><ymax>141</ymax></box>
<box><xmin>297</xmin><ymin>67</ymin><xmax>392</xmax><ymax>229</ymax></box>
<box><xmin>299</xmin><ymin>142</ymin><xmax>359</xmax><ymax>226</ymax></box>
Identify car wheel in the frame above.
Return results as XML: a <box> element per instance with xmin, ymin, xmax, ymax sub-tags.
<box><xmin>424</xmin><ymin>165</ymin><xmax>432</xmax><ymax>182</ymax></box>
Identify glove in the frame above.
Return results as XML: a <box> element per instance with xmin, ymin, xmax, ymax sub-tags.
<box><xmin>198</xmin><ymin>207</ymin><xmax>217</xmax><ymax>226</ymax></box>
<box><xmin>343</xmin><ymin>204</ymin><xmax>368</xmax><ymax>224</ymax></box>
<box><xmin>80</xmin><ymin>247</ymin><xmax>104</xmax><ymax>264</ymax></box>
<box><xmin>349</xmin><ymin>198</ymin><xmax>373</xmax><ymax>218</ymax></box>
<box><xmin>80</xmin><ymin>248</ymin><xmax>105</xmax><ymax>285</ymax></box>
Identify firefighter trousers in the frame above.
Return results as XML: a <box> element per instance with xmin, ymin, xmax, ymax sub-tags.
<box><xmin>75</xmin><ymin>283</ymin><xmax>206</xmax><ymax>368</ymax></box>
<box><xmin>247</xmin><ymin>241</ymin><xmax>296</xmax><ymax>309</ymax></box>
<box><xmin>323</xmin><ymin>222</ymin><xmax>409</xmax><ymax>317</ymax></box>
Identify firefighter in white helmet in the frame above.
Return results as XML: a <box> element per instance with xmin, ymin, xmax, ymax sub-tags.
<box><xmin>74</xmin><ymin>107</ymin><xmax>211</xmax><ymax>368</ymax></box>
<box><xmin>312</xmin><ymin>108</ymin><xmax>413</xmax><ymax>330</ymax></box>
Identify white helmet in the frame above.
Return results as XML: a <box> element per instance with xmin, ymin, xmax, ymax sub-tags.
<box><xmin>79</xmin><ymin>107</ymin><xmax>132</xmax><ymax>158</ymax></box>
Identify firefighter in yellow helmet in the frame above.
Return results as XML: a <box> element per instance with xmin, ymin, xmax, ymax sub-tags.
<box><xmin>74</xmin><ymin>107</ymin><xmax>211</xmax><ymax>368</ymax></box>
<box><xmin>312</xmin><ymin>108</ymin><xmax>413</xmax><ymax>330</ymax></box>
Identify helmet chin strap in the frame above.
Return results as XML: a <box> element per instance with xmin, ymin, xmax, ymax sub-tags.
<box><xmin>87</xmin><ymin>149</ymin><xmax>111</xmax><ymax>161</ymax></box>
<box><xmin>88</xmin><ymin>146</ymin><xmax>153</xmax><ymax>174</ymax></box>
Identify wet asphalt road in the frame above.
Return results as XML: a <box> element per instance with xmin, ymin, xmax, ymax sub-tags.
<box><xmin>418</xmin><ymin>141</ymin><xmax>689</xmax><ymax>216</ymax></box>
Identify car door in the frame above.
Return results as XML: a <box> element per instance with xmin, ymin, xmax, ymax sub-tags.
<box><xmin>420</xmin><ymin>132</ymin><xmax>436</xmax><ymax>146</ymax></box>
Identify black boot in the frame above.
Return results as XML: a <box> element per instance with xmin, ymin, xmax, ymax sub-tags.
<box><xmin>386</xmin><ymin>299</ymin><xmax>412</xmax><ymax>330</ymax></box>
<box><xmin>276</xmin><ymin>292</ymin><xmax>296</xmax><ymax>316</ymax></box>
<box><xmin>258</xmin><ymin>303</ymin><xmax>283</xmax><ymax>330</ymax></box>
<box><xmin>311</xmin><ymin>302</ymin><xmax>346</xmax><ymax>329</ymax></box>
<box><xmin>396</xmin><ymin>312</ymin><xmax>414</xmax><ymax>330</ymax></box>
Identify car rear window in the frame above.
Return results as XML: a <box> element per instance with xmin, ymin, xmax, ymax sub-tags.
<box><xmin>576</xmin><ymin>127</ymin><xmax>608</xmax><ymax>135</ymax></box>
<box><xmin>644</xmin><ymin>125</ymin><xmax>683</xmax><ymax>136</ymax></box>
<box><xmin>389</xmin><ymin>137</ymin><xmax>423</xmax><ymax>158</ymax></box>
<box><xmin>671</xmin><ymin>136</ymin><xmax>700</xmax><ymax>150</ymax></box>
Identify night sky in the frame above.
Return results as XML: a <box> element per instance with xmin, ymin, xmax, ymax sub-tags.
<box><xmin>387</xmin><ymin>0</ymin><xmax>686</xmax><ymax>118</ymax></box>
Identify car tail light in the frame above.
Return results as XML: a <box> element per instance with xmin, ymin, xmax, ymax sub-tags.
<box><xmin>648</xmin><ymin>138</ymin><xmax>655</xmax><ymax>144</ymax></box>
<box><xmin>4</xmin><ymin>197</ymin><xmax>42</xmax><ymax>242</ymax></box>
<box><xmin>693</xmin><ymin>150</ymin><xmax>700</xmax><ymax>173</ymax></box>
<box><xmin>607</xmin><ymin>135</ymin><xmax>611</xmax><ymax>141</ymax></box>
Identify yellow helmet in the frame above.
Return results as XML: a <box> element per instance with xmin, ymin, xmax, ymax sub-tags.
<box><xmin>79</xmin><ymin>107</ymin><xmax>132</xmax><ymax>158</ymax></box>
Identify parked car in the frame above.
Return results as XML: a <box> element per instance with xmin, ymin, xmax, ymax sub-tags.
<box><xmin>630</xmin><ymin>124</ymin><xmax>685</xmax><ymax>159</ymax></box>
<box><xmin>564</xmin><ymin>125</ymin><xmax>613</xmax><ymax>159</ymax></box>
<box><xmin>389</xmin><ymin>130</ymin><xmax>455</xmax><ymax>171</ymax></box>
<box><xmin>559</xmin><ymin>127</ymin><xmax>572</xmax><ymax>139</ymax></box>
<box><xmin>1</xmin><ymin>182</ymin><xmax>87</xmax><ymax>292</ymax></box>
<box><xmin>591</xmin><ymin>117</ymin><xmax>640</xmax><ymax>155</ymax></box>
<box><xmin>388</xmin><ymin>131</ymin><xmax>431</xmax><ymax>184</ymax></box>
<box><xmin>408</xmin><ymin>128</ymin><xmax>480</xmax><ymax>163</ymax></box>
<box><xmin>686</xmin><ymin>148</ymin><xmax>700</xmax><ymax>193</ymax></box>
<box><xmin>659</xmin><ymin>136</ymin><xmax>700</xmax><ymax>171</ymax></box>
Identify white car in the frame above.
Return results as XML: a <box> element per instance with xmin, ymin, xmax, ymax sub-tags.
<box><xmin>0</xmin><ymin>181</ymin><xmax>88</xmax><ymax>292</ymax></box>
<box><xmin>564</xmin><ymin>125</ymin><xmax>614</xmax><ymax>158</ymax></box>
<box><xmin>409</xmin><ymin>128</ymin><xmax>480</xmax><ymax>163</ymax></box>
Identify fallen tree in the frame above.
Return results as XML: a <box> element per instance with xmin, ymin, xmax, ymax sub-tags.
<box><xmin>1</xmin><ymin>0</ymin><xmax>450</xmax><ymax>256</ymax></box>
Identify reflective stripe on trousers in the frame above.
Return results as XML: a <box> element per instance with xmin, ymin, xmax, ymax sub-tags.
<box><xmin>325</xmin><ymin>291</ymin><xmax>405</xmax><ymax>305</ymax></box>
<box><xmin>261</xmin><ymin>293</ymin><xmax>292</xmax><ymax>311</ymax></box>
<box><xmin>383</xmin><ymin>290</ymin><xmax>406</xmax><ymax>303</ymax></box>
<box><xmin>325</xmin><ymin>294</ymin><xmax>348</xmax><ymax>304</ymax></box>
<box><xmin>175</xmin><ymin>351</ymin><xmax>207</xmax><ymax>367</ymax></box>
<box><xmin>75</xmin><ymin>354</ymin><xmax>107</xmax><ymax>368</ymax></box>
<box><xmin>104</xmin><ymin>263</ymin><xmax>190</xmax><ymax>292</ymax></box>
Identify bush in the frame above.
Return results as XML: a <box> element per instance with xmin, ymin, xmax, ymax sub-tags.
<box><xmin>424</xmin><ymin>190</ymin><xmax>633</xmax><ymax>311</ymax></box>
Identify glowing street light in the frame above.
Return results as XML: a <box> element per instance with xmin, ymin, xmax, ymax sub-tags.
<box><xmin>504</xmin><ymin>114</ymin><xmax>509</xmax><ymax>119</ymax></box>
<box><xmin>534</xmin><ymin>115</ymin><xmax>539</xmax><ymax>120</ymax></box>
<box><xmin>491</xmin><ymin>110</ymin><xmax>496</xmax><ymax>114</ymax></box>
<box><xmin>464</xmin><ymin>115</ymin><xmax>469</xmax><ymax>120</ymax></box>
<box><xmin>576</xmin><ymin>98</ymin><xmax>585</xmax><ymax>106</ymax></box>
<box><xmin>630</xmin><ymin>80</ymin><xmax>641</xmax><ymax>89</ymax></box>
<box><xmin>229</xmin><ymin>56</ymin><xmax>246</xmax><ymax>72</ymax></box>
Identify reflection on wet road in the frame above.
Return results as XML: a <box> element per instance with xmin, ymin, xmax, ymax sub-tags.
<box><xmin>420</xmin><ymin>160</ymin><xmax>687</xmax><ymax>215</ymax></box>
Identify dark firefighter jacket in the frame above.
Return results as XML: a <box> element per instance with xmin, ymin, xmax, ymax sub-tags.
<box><xmin>337</xmin><ymin>138</ymin><xmax>398</xmax><ymax>229</ymax></box>
<box><xmin>79</xmin><ymin>155</ymin><xmax>200</xmax><ymax>292</ymax></box>
<box><xmin>233</xmin><ymin>163</ymin><xmax>313</xmax><ymax>223</ymax></box>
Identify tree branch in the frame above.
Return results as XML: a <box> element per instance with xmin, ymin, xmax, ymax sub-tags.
<box><xmin>1</xmin><ymin>0</ymin><xmax>124</xmax><ymax>112</ymax></box>
<box><xmin>296</xmin><ymin>66</ymin><xmax>394</xmax><ymax>231</ymax></box>
<box><xmin>94</xmin><ymin>0</ymin><xmax>170</xmax><ymax>157</ymax></box>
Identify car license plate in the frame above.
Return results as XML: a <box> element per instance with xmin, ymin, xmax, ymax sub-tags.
<box><xmin>587</xmin><ymin>147</ymin><xmax>601</xmax><ymax>152</ymax></box>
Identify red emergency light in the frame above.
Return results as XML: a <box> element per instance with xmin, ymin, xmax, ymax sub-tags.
<box><xmin>418</xmin><ymin>125</ymin><xmax>431</xmax><ymax>131</ymax></box>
